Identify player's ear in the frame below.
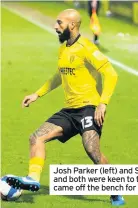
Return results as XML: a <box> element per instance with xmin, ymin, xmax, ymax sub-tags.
<box><xmin>70</xmin><ymin>21</ymin><xmax>75</xmax><ymax>30</ymax></box>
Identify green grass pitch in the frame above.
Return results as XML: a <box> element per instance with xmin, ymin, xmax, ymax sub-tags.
<box><xmin>1</xmin><ymin>2</ymin><xmax>138</xmax><ymax>208</ymax></box>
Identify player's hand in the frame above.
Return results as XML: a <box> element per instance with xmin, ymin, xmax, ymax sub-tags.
<box><xmin>22</xmin><ymin>93</ymin><xmax>39</xmax><ymax>108</ymax></box>
<box><xmin>94</xmin><ymin>103</ymin><xmax>106</xmax><ymax>127</ymax></box>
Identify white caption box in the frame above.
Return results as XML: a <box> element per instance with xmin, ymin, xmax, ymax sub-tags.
<box><xmin>50</xmin><ymin>165</ymin><xmax>138</xmax><ymax>195</ymax></box>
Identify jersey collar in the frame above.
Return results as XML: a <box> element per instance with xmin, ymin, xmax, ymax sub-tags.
<box><xmin>66</xmin><ymin>34</ymin><xmax>81</xmax><ymax>47</ymax></box>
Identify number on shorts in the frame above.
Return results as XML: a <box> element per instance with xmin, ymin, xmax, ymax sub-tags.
<box><xmin>81</xmin><ymin>116</ymin><xmax>93</xmax><ymax>129</ymax></box>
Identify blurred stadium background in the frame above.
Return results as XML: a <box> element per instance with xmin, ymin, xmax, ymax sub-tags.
<box><xmin>66</xmin><ymin>0</ymin><xmax>138</xmax><ymax>24</ymax></box>
<box><xmin>1</xmin><ymin>0</ymin><xmax>138</xmax><ymax>208</ymax></box>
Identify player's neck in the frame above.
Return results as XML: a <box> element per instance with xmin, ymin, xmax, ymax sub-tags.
<box><xmin>66</xmin><ymin>32</ymin><xmax>80</xmax><ymax>47</ymax></box>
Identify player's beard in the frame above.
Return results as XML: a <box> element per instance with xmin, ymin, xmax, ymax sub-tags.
<box><xmin>58</xmin><ymin>26</ymin><xmax>70</xmax><ymax>43</ymax></box>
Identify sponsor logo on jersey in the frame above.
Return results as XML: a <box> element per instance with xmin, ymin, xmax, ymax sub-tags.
<box><xmin>59</xmin><ymin>67</ymin><xmax>75</xmax><ymax>75</ymax></box>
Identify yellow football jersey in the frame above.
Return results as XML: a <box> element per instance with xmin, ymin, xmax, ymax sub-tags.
<box><xmin>36</xmin><ymin>35</ymin><xmax>118</xmax><ymax>108</ymax></box>
<box><xmin>58</xmin><ymin>35</ymin><xmax>108</xmax><ymax>108</ymax></box>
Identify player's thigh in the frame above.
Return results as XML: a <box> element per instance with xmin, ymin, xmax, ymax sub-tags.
<box><xmin>82</xmin><ymin>130</ymin><xmax>101</xmax><ymax>162</ymax></box>
<box><xmin>30</xmin><ymin>122</ymin><xmax>63</xmax><ymax>144</ymax></box>
<box><xmin>82</xmin><ymin>129</ymin><xmax>100</xmax><ymax>150</ymax></box>
<box><xmin>76</xmin><ymin>106</ymin><xmax>102</xmax><ymax>136</ymax></box>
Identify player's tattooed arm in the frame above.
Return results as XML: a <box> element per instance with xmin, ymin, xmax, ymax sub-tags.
<box><xmin>29</xmin><ymin>122</ymin><xmax>63</xmax><ymax>145</ymax></box>
<box><xmin>82</xmin><ymin>130</ymin><xmax>101</xmax><ymax>164</ymax></box>
<box><xmin>22</xmin><ymin>72</ymin><xmax>61</xmax><ymax>107</ymax></box>
<box><xmin>35</xmin><ymin>72</ymin><xmax>62</xmax><ymax>97</ymax></box>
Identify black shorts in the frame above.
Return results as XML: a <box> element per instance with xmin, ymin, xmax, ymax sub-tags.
<box><xmin>47</xmin><ymin>105</ymin><xmax>102</xmax><ymax>143</ymax></box>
